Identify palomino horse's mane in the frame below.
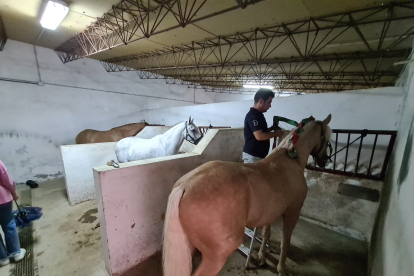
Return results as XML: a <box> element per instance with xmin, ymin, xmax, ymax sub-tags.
<box><xmin>274</xmin><ymin>120</ymin><xmax>332</xmax><ymax>151</ymax></box>
<box><xmin>276</xmin><ymin>128</ymin><xmax>296</xmax><ymax>149</ymax></box>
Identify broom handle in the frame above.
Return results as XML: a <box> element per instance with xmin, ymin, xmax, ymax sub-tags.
<box><xmin>14</xmin><ymin>200</ymin><xmax>22</xmax><ymax>212</ymax></box>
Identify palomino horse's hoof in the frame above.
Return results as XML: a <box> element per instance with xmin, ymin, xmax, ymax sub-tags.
<box><xmin>258</xmin><ymin>258</ymin><xmax>266</xmax><ymax>267</ymax></box>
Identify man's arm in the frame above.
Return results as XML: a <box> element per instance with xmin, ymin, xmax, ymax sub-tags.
<box><xmin>253</xmin><ymin>129</ymin><xmax>283</xmax><ymax>141</ymax></box>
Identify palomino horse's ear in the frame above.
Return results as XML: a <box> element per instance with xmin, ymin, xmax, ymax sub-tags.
<box><xmin>323</xmin><ymin>114</ymin><xmax>332</xmax><ymax>126</ymax></box>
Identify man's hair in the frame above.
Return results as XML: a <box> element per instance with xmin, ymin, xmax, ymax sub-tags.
<box><xmin>254</xmin><ymin>88</ymin><xmax>275</xmax><ymax>104</ymax></box>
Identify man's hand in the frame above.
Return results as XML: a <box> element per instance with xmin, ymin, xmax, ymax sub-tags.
<box><xmin>253</xmin><ymin>129</ymin><xmax>283</xmax><ymax>141</ymax></box>
<box><xmin>274</xmin><ymin>129</ymin><xmax>283</xmax><ymax>137</ymax></box>
<box><xmin>12</xmin><ymin>193</ymin><xmax>19</xmax><ymax>201</ymax></box>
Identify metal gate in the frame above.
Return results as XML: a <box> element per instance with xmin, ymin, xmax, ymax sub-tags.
<box><xmin>306</xmin><ymin>129</ymin><xmax>397</xmax><ymax>181</ymax></box>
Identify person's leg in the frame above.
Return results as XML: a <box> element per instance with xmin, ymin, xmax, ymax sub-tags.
<box><xmin>242</xmin><ymin>152</ymin><xmax>263</xmax><ymax>164</ymax></box>
<box><xmin>0</xmin><ymin>201</ymin><xmax>25</xmax><ymax>262</ymax></box>
<box><xmin>0</xmin><ymin>201</ymin><xmax>13</xmax><ymax>265</ymax></box>
<box><xmin>0</xmin><ymin>235</ymin><xmax>9</xmax><ymax>266</ymax></box>
<box><xmin>5</xmin><ymin>219</ymin><xmax>22</xmax><ymax>256</ymax></box>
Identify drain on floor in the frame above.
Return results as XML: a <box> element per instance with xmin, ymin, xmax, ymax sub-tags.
<box><xmin>9</xmin><ymin>224</ymin><xmax>38</xmax><ymax>276</ymax></box>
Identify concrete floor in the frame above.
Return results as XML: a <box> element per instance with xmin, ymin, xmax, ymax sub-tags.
<box><xmin>0</xmin><ymin>178</ymin><xmax>368</xmax><ymax>276</ymax></box>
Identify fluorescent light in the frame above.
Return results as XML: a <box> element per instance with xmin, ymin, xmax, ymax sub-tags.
<box><xmin>243</xmin><ymin>84</ymin><xmax>274</xmax><ymax>89</ymax></box>
<box><xmin>278</xmin><ymin>93</ymin><xmax>292</xmax><ymax>97</ymax></box>
<box><xmin>40</xmin><ymin>1</ymin><xmax>69</xmax><ymax>30</ymax></box>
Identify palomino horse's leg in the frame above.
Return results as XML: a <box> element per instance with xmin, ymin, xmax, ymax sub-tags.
<box><xmin>257</xmin><ymin>225</ymin><xmax>271</xmax><ymax>266</ymax></box>
<box><xmin>277</xmin><ymin>212</ymin><xmax>300</xmax><ymax>276</ymax></box>
<box><xmin>192</xmin><ymin>255</ymin><xmax>228</xmax><ymax>276</ymax></box>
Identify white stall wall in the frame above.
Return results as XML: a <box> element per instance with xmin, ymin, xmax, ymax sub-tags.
<box><xmin>0</xmin><ymin>40</ymin><xmax>244</xmax><ymax>183</ymax></box>
<box><xmin>60</xmin><ymin>126</ymin><xmax>196</xmax><ymax>206</ymax></box>
<box><xmin>106</xmin><ymin>87</ymin><xmax>403</xmax><ymax>131</ymax></box>
<box><xmin>61</xmin><ymin>142</ymin><xmax>118</xmax><ymax>206</ymax></box>
<box><xmin>369</xmin><ymin>52</ymin><xmax>414</xmax><ymax>276</ymax></box>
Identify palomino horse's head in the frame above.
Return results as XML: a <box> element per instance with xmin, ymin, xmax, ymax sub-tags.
<box><xmin>311</xmin><ymin>114</ymin><xmax>332</xmax><ymax>168</ymax></box>
<box><xmin>185</xmin><ymin>116</ymin><xmax>203</xmax><ymax>145</ymax></box>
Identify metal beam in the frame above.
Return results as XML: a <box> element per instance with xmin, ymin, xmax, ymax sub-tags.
<box><xmin>54</xmin><ymin>0</ymin><xmax>263</xmax><ymax>63</ymax></box>
<box><xmin>101</xmin><ymin>49</ymin><xmax>410</xmax><ymax>71</ymax></box>
<box><xmin>99</xmin><ymin>2</ymin><xmax>414</xmax><ymax>93</ymax></box>
<box><xmin>0</xmin><ymin>15</ymin><xmax>7</xmax><ymax>51</ymax></box>
<box><xmin>103</xmin><ymin>2</ymin><xmax>414</xmax><ymax>68</ymax></box>
<box><xmin>163</xmin><ymin>75</ymin><xmax>395</xmax><ymax>92</ymax></box>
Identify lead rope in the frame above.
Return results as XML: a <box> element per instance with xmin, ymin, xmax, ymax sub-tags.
<box><xmin>272</xmin><ymin>116</ymin><xmax>299</xmax><ymax>149</ymax></box>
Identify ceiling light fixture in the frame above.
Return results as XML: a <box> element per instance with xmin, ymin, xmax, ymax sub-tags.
<box><xmin>40</xmin><ymin>1</ymin><xmax>69</xmax><ymax>30</ymax></box>
<box><xmin>243</xmin><ymin>84</ymin><xmax>274</xmax><ymax>89</ymax></box>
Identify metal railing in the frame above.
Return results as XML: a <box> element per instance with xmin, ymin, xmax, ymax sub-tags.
<box><xmin>306</xmin><ymin>129</ymin><xmax>397</xmax><ymax>181</ymax></box>
<box><xmin>198</xmin><ymin>126</ymin><xmax>231</xmax><ymax>135</ymax></box>
<box><xmin>0</xmin><ymin>15</ymin><xmax>7</xmax><ymax>51</ymax></box>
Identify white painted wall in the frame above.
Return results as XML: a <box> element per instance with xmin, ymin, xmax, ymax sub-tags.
<box><xmin>0</xmin><ymin>40</ymin><xmax>232</xmax><ymax>183</ymax></box>
<box><xmin>369</xmin><ymin>51</ymin><xmax>414</xmax><ymax>276</ymax></box>
<box><xmin>61</xmin><ymin>142</ymin><xmax>117</xmax><ymax>206</ymax></box>
<box><xmin>104</xmin><ymin>87</ymin><xmax>403</xmax><ymax>130</ymax></box>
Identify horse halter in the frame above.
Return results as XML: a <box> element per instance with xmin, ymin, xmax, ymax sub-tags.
<box><xmin>185</xmin><ymin>121</ymin><xmax>203</xmax><ymax>145</ymax></box>
<box><xmin>312</xmin><ymin>122</ymin><xmax>332</xmax><ymax>165</ymax></box>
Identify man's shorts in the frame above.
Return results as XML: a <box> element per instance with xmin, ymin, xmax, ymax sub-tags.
<box><xmin>242</xmin><ymin>152</ymin><xmax>263</xmax><ymax>164</ymax></box>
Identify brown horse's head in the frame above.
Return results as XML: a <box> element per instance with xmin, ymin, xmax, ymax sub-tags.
<box><xmin>140</xmin><ymin>120</ymin><xmax>150</xmax><ymax>126</ymax></box>
<box><xmin>311</xmin><ymin>114</ymin><xmax>332</xmax><ymax>168</ymax></box>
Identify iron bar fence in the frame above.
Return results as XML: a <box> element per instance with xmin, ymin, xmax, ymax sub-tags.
<box><xmin>55</xmin><ymin>0</ymin><xmax>263</xmax><ymax>63</ymax></box>
<box><xmin>306</xmin><ymin>129</ymin><xmax>397</xmax><ymax>181</ymax></box>
<box><xmin>0</xmin><ymin>15</ymin><xmax>7</xmax><ymax>51</ymax></box>
<box><xmin>198</xmin><ymin>126</ymin><xmax>231</xmax><ymax>135</ymax></box>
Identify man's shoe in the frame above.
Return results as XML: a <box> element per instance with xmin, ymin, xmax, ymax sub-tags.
<box><xmin>11</xmin><ymin>249</ymin><xmax>26</xmax><ymax>262</ymax></box>
<box><xmin>0</xmin><ymin>257</ymin><xmax>10</xmax><ymax>266</ymax></box>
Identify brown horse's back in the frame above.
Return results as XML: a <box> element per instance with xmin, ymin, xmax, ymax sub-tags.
<box><xmin>75</xmin><ymin>129</ymin><xmax>91</xmax><ymax>144</ymax></box>
<box><xmin>75</xmin><ymin>123</ymin><xmax>148</xmax><ymax>144</ymax></box>
<box><xmin>75</xmin><ymin>129</ymin><xmax>119</xmax><ymax>144</ymax></box>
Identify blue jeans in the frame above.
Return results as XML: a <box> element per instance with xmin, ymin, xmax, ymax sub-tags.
<box><xmin>0</xmin><ymin>201</ymin><xmax>21</xmax><ymax>260</ymax></box>
<box><xmin>242</xmin><ymin>152</ymin><xmax>263</xmax><ymax>163</ymax></box>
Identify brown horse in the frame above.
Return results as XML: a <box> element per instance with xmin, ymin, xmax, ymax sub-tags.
<box><xmin>75</xmin><ymin>122</ymin><xmax>149</xmax><ymax>144</ymax></box>
<box><xmin>163</xmin><ymin>115</ymin><xmax>332</xmax><ymax>276</ymax></box>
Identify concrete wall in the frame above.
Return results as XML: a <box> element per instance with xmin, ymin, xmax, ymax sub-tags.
<box><xmin>369</xmin><ymin>52</ymin><xmax>414</xmax><ymax>275</ymax></box>
<box><xmin>105</xmin><ymin>87</ymin><xmax>403</xmax><ymax>130</ymax></box>
<box><xmin>93</xmin><ymin>128</ymin><xmax>244</xmax><ymax>276</ymax></box>
<box><xmin>61</xmin><ymin>142</ymin><xmax>117</xmax><ymax>206</ymax></box>
<box><xmin>0</xmin><ymin>40</ymin><xmax>222</xmax><ymax>183</ymax></box>
<box><xmin>61</xmin><ymin>126</ymin><xmax>194</xmax><ymax>206</ymax></box>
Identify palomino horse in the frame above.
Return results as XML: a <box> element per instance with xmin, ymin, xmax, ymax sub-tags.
<box><xmin>75</xmin><ymin>121</ymin><xmax>149</xmax><ymax>144</ymax></box>
<box><xmin>115</xmin><ymin>117</ymin><xmax>203</xmax><ymax>163</ymax></box>
<box><xmin>163</xmin><ymin>114</ymin><xmax>332</xmax><ymax>276</ymax></box>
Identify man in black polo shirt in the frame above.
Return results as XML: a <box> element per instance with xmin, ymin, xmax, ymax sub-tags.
<box><xmin>243</xmin><ymin>89</ymin><xmax>283</xmax><ymax>163</ymax></box>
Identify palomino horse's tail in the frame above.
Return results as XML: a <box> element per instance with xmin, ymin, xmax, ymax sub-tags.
<box><xmin>163</xmin><ymin>187</ymin><xmax>192</xmax><ymax>276</ymax></box>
